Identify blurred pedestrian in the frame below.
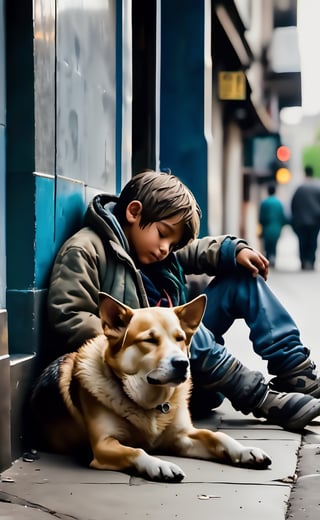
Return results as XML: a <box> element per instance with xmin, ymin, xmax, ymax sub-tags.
<box><xmin>259</xmin><ymin>184</ymin><xmax>286</xmax><ymax>268</ymax></box>
<box><xmin>291</xmin><ymin>165</ymin><xmax>320</xmax><ymax>270</ymax></box>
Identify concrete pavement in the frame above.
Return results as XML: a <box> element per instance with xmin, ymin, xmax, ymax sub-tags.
<box><xmin>0</xmin><ymin>409</ymin><xmax>309</xmax><ymax>520</ymax></box>
<box><xmin>1</xmin><ymin>225</ymin><xmax>320</xmax><ymax>520</ymax></box>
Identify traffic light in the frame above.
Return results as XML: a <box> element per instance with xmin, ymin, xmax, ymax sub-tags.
<box><xmin>274</xmin><ymin>145</ymin><xmax>291</xmax><ymax>184</ymax></box>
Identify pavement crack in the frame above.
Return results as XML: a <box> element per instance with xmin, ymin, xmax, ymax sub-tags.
<box><xmin>0</xmin><ymin>490</ymin><xmax>78</xmax><ymax>519</ymax></box>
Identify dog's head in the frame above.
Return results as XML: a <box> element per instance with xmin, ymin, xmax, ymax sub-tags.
<box><xmin>98</xmin><ymin>293</ymin><xmax>206</xmax><ymax>387</ymax></box>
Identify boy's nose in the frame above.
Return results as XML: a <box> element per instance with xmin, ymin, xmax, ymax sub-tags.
<box><xmin>159</xmin><ymin>241</ymin><xmax>170</xmax><ymax>256</ymax></box>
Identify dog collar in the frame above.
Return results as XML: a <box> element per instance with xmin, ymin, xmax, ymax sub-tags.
<box><xmin>156</xmin><ymin>402</ymin><xmax>170</xmax><ymax>414</ymax></box>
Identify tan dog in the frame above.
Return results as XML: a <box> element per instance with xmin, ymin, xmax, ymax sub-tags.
<box><xmin>31</xmin><ymin>292</ymin><xmax>271</xmax><ymax>482</ymax></box>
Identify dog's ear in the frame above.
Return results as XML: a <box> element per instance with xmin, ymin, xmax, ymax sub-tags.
<box><xmin>174</xmin><ymin>294</ymin><xmax>207</xmax><ymax>345</ymax></box>
<box><xmin>98</xmin><ymin>292</ymin><xmax>134</xmax><ymax>347</ymax></box>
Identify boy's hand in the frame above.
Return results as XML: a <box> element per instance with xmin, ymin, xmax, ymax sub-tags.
<box><xmin>236</xmin><ymin>248</ymin><xmax>269</xmax><ymax>280</ymax></box>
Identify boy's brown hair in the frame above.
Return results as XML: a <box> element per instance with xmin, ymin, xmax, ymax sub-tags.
<box><xmin>114</xmin><ymin>170</ymin><xmax>201</xmax><ymax>249</ymax></box>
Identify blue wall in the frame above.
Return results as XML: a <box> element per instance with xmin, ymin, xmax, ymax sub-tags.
<box><xmin>160</xmin><ymin>0</ymin><xmax>208</xmax><ymax>236</ymax></box>
<box><xmin>5</xmin><ymin>0</ymin><xmax>124</xmax><ymax>356</ymax></box>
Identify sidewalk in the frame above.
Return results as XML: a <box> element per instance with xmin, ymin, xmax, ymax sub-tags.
<box><xmin>1</xmin><ymin>226</ymin><xmax>320</xmax><ymax>520</ymax></box>
<box><xmin>1</xmin><ymin>405</ymin><xmax>312</xmax><ymax>520</ymax></box>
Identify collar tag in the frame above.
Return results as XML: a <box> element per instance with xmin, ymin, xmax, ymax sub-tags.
<box><xmin>156</xmin><ymin>402</ymin><xmax>170</xmax><ymax>414</ymax></box>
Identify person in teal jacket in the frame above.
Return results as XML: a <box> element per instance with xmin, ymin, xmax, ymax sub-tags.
<box><xmin>259</xmin><ymin>184</ymin><xmax>287</xmax><ymax>267</ymax></box>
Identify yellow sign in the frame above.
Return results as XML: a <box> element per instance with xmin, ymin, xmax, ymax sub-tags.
<box><xmin>218</xmin><ymin>71</ymin><xmax>246</xmax><ymax>100</ymax></box>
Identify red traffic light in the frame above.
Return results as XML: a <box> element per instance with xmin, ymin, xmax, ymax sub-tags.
<box><xmin>276</xmin><ymin>145</ymin><xmax>291</xmax><ymax>162</ymax></box>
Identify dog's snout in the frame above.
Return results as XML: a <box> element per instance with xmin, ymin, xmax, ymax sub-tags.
<box><xmin>171</xmin><ymin>357</ymin><xmax>189</xmax><ymax>371</ymax></box>
<box><xmin>146</xmin><ymin>356</ymin><xmax>190</xmax><ymax>386</ymax></box>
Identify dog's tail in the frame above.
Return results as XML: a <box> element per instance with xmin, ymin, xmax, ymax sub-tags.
<box><xmin>31</xmin><ymin>352</ymin><xmax>85</xmax><ymax>428</ymax></box>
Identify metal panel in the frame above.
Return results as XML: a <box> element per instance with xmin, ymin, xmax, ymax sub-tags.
<box><xmin>0</xmin><ymin>0</ymin><xmax>5</xmax><ymax>124</ymax></box>
<box><xmin>118</xmin><ymin>0</ymin><xmax>132</xmax><ymax>190</ymax></box>
<box><xmin>34</xmin><ymin>0</ymin><xmax>56</xmax><ymax>174</ymax></box>
<box><xmin>0</xmin><ymin>125</ymin><xmax>6</xmax><ymax>308</ymax></box>
<box><xmin>0</xmin><ymin>311</ymin><xmax>11</xmax><ymax>471</ymax></box>
<box><xmin>56</xmin><ymin>0</ymin><xmax>117</xmax><ymax>193</ymax></box>
<box><xmin>0</xmin><ymin>0</ymin><xmax>4</xmax><ymax>308</ymax></box>
<box><xmin>34</xmin><ymin>174</ymin><xmax>56</xmax><ymax>288</ymax></box>
<box><xmin>6</xmin><ymin>289</ymin><xmax>48</xmax><ymax>356</ymax></box>
<box><xmin>10</xmin><ymin>354</ymin><xmax>37</xmax><ymax>461</ymax></box>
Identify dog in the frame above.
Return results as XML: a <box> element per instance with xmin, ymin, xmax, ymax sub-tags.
<box><xmin>31</xmin><ymin>292</ymin><xmax>271</xmax><ymax>482</ymax></box>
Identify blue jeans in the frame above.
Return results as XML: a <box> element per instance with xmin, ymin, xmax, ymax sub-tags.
<box><xmin>190</xmin><ymin>270</ymin><xmax>308</xmax><ymax>385</ymax></box>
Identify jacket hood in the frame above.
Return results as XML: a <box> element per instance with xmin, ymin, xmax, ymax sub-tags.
<box><xmin>84</xmin><ymin>193</ymin><xmax>129</xmax><ymax>252</ymax></box>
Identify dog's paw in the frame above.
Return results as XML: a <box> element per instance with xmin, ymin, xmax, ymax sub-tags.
<box><xmin>238</xmin><ymin>447</ymin><xmax>272</xmax><ymax>469</ymax></box>
<box><xmin>215</xmin><ymin>432</ymin><xmax>271</xmax><ymax>469</ymax></box>
<box><xmin>135</xmin><ymin>451</ymin><xmax>186</xmax><ymax>482</ymax></box>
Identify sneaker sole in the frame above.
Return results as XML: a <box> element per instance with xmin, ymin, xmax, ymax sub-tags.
<box><xmin>276</xmin><ymin>399</ymin><xmax>320</xmax><ymax>431</ymax></box>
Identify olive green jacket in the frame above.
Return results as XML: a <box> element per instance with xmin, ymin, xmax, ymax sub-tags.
<box><xmin>47</xmin><ymin>194</ymin><xmax>246</xmax><ymax>352</ymax></box>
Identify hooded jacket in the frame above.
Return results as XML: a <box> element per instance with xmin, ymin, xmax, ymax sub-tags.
<box><xmin>47</xmin><ymin>193</ymin><xmax>248</xmax><ymax>353</ymax></box>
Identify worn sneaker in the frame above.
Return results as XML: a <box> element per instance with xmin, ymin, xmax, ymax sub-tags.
<box><xmin>253</xmin><ymin>389</ymin><xmax>320</xmax><ymax>431</ymax></box>
<box><xmin>269</xmin><ymin>360</ymin><xmax>320</xmax><ymax>398</ymax></box>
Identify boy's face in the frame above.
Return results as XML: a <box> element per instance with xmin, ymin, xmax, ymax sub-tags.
<box><xmin>124</xmin><ymin>201</ymin><xmax>185</xmax><ymax>265</ymax></box>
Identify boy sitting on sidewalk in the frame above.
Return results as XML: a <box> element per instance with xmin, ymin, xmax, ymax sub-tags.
<box><xmin>47</xmin><ymin>170</ymin><xmax>320</xmax><ymax>430</ymax></box>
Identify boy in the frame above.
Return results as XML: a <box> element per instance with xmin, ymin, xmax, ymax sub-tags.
<box><xmin>47</xmin><ymin>170</ymin><xmax>320</xmax><ymax>430</ymax></box>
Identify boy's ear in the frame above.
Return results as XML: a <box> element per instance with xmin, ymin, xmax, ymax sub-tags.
<box><xmin>126</xmin><ymin>200</ymin><xmax>143</xmax><ymax>223</ymax></box>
